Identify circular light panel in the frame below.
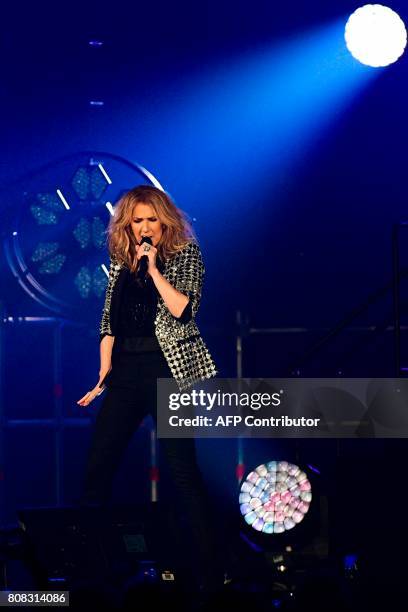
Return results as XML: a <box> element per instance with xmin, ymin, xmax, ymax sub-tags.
<box><xmin>239</xmin><ymin>461</ymin><xmax>312</xmax><ymax>534</ymax></box>
<box><xmin>345</xmin><ymin>4</ymin><xmax>407</xmax><ymax>67</ymax></box>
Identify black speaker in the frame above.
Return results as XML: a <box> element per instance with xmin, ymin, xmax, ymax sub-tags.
<box><xmin>16</xmin><ymin>504</ymin><xmax>181</xmax><ymax>590</ymax></box>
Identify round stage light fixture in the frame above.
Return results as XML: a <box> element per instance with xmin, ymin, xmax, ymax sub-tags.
<box><xmin>239</xmin><ymin>461</ymin><xmax>312</xmax><ymax>534</ymax></box>
<box><xmin>345</xmin><ymin>4</ymin><xmax>407</xmax><ymax>67</ymax></box>
<box><xmin>3</xmin><ymin>153</ymin><xmax>164</xmax><ymax>321</ymax></box>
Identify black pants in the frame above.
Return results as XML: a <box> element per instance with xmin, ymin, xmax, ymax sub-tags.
<box><xmin>80</xmin><ymin>350</ymin><xmax>221</xmax><ymax>589</ymax></box>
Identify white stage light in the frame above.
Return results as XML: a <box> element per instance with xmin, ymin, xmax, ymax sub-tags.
<box><xmin>345</xmin><ymin>4</ymin><xmax>407</xmax><ymax>67</ymax></box>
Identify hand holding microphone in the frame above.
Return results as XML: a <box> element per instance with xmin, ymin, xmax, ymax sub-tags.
<box><xmin>136</xmin><ymin>236</ymin><xmax>156</xmax><ymax>281</ymax></box>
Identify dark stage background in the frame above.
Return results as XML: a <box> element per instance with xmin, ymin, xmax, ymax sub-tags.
<box><xmin>0</xmin><ymin>0</ymin><xmax>407</xmax><ymax>602</ymax></box>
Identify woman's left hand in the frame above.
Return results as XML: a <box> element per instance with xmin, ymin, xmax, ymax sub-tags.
<box><xmin>136</xmin><ymin>242</ymin><xmax>158</xmax><ymax>275</ymax></box>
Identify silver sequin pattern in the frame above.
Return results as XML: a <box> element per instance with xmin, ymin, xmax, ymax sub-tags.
<box><xmin>100</xmin><ymin>242</ymin><xmax>218</xmax><ymax>391</ymax></box>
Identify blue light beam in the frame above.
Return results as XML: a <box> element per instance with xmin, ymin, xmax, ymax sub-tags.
<box><xmin>138</xmin><ymin>19</ymin><xmax>378</xmax><ymax>208</ymax></box>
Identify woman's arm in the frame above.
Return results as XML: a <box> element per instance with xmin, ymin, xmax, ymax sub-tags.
<box><xmin>99</xmin><ymin>334</ymin><xmax>115</xmax><ymax>383</ymax></box>
<box><xmin>137</xmin><ymin>241</ymin><xmax>204</xmax><ymax>321</ymax></box>
<box><xmin>100</xmin><ymin>253</ymin><xmax>122</xmax><ymax>339</ymax></box>
<box><xmin>170</xmin><ymin>242</ymin><xmax>204</xmax><ymax>318</ymax></box>
<box><xmin>149</xmin><ymin>268</ymin><xmax>189</xmax><ymax>318</ymax></box>
<box><xmin>77</xmin><ymin>334</ymin><xmax>115</xmax><ymax>406</ymax></box>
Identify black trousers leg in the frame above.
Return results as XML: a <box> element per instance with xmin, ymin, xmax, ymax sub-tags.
<box><xmin>79</xmin><ymin>351</ymin><xmax>223</xmax><ymax>590</ymax></box>
<box><xmin>80</xmin><ymin>386</ymin><xmax>148</xmax><ymax>506</ymax></box>
<box><xmin>159</xmin><ymin>437</ymin><xmax>223</xmax><ymax>590</ymax></box>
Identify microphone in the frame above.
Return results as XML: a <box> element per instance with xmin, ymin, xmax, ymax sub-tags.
<box><xmin>136</xmin><ymin>236</ymin><xmax>153</xmax><ymax>282</ymax></box>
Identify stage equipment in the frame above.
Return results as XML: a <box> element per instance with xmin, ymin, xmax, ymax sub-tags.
<box><xmin>345</xmin><ymin>4</ymin><xmax>407</xmax><ymax>67</ymax></box>
<box><xmin>3</xmin><ymin>152</ymin><xmax>163</xmax><ymax>322</ymax></box>
<box><xmin>2</xmin><ymin>504</ymin><xmax>180</xmax><ymax>591</ymax></box>
<box><xmin>239</xmin><ymin>461</ymin><xmax>312</xmax><ymax>534</ymax></box>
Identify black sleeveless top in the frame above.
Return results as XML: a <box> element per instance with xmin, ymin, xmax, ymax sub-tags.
<box><xmin>114</xmin><ymin>257</ymin><xmax>165</xmax><ymax>353</ymax></box>
<box><xmin>101</xmin><ymin>255</ymin><xmax>192</xmax><ymax>388</ymax></box>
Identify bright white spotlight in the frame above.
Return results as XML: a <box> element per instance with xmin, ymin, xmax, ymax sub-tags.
<box><xmin>345</xmin><ymin>4</ymin><xmax>407</xmax><ymax>67</ymax></box>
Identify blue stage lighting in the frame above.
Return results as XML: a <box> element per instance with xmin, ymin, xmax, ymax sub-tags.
<box><xmin>345</xmin><ymin>4</ymin><xmax>407</xmax><ymax>67</ymax></box>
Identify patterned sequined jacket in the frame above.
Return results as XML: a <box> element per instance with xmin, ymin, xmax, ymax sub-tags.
<box><xmin>100</xmin><ymin>241</ymin><xmax>218</xmax><ymax>391</ymax></box>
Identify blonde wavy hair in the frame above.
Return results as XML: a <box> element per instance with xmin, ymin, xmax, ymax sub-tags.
<box><xmin>107</xmin><ymin>185</ymin><xmax>196</xmax><ymax>272</ymax></box>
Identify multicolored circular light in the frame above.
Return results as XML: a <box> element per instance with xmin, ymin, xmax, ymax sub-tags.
<box><xmin>239</xmin><ymin>461</ymin><xmax>312</xmax><ymax>534</ymax></box>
